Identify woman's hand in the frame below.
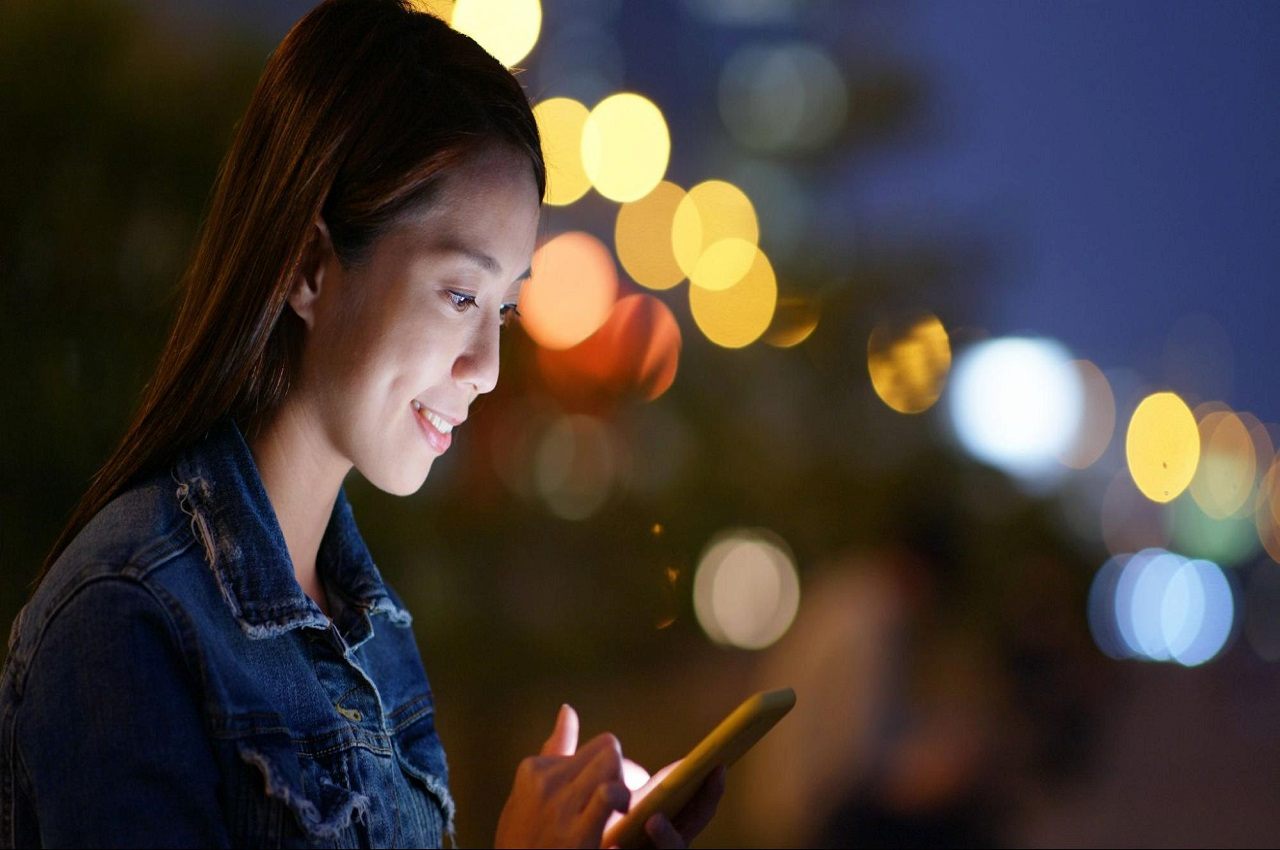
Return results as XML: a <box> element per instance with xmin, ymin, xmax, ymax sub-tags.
<box><xmin>606</xmin><ymin>759</ymin><xmax>727</xmax><ymax>849</ymax></box>
<box><xmin>495</xmin><ymin>704</ymin><xmax>632</xmax><ymax>849</ymax></box>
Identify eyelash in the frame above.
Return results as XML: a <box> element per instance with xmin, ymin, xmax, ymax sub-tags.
<box><xmin>446</xmin><ymin>290</ymin><xmax>522</xmax><ymax>328</ymax></box>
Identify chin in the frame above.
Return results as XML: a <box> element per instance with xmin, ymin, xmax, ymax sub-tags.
<box><xmin>361</xmin><ymin>459</ymin><xmax>434</xmax><ymax>497</ymax></box>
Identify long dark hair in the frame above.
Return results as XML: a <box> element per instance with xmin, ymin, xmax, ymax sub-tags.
<box><xmin>33</xmin><ymin>0</ymin><xmax>546</xmax><ymax>590</ymax></box>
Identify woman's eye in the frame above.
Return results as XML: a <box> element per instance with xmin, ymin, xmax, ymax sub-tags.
<box><xmin>446</xmin><ymin>290</ymin><xmax>477</xmax><ymax>312</ymax></box>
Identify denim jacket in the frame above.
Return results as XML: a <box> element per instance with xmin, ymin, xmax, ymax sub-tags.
<box><xmin>0</xmin><ymin>415</ymin><xmax>455</xmax><ymax>848</ymax></box>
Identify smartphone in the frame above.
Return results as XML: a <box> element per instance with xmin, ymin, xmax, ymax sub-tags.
<box><xmin>602</xmin><ymin>687</ymin><xmax>797</xmax><ymax>849</ymax></box>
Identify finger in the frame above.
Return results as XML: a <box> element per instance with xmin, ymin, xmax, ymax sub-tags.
<box><xmin>540</xmin><ymin>703</ymin><xmax>579</xmax><ymax>757</ymax></box>
<box><xmin>644</xmin><ymin>813</ymin><xmax>686</xmax><ymax>849</ymax></box>
<box><xmin>671</xmin><ymin>764</ymin><xmax>726</xmax><ymax>840</ymax></box>
<box><xmin>622</xmin><ymin>758</ymin><xmax>650</xmax><ymax>792</ymax></box>
<box><xmin>577</xmin><ymin>780</ymin><xmax>630</xmax><ymax>846</ymax></box>
<box><xmin>565</xmin><ymin>734</ymin><xmax>624</xmax><ymax>806</ymax></box>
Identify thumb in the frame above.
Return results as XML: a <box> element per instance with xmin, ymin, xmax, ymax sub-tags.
<box><xmin>540</xmin><ymin>703</ymin><xmax>579</xmax><ymax>757</ymax></box>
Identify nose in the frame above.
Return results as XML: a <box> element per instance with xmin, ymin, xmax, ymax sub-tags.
<box><xmin>453</xmin><ymin>318</ymin><xmax>501</xmax><ymax>397</ymax></box>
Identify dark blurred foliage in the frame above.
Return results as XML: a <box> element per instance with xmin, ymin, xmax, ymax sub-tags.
<box><xmin>0</xmin><ymin>1</ymin><xmax>1115</xmax><ymax>846</ymax></box>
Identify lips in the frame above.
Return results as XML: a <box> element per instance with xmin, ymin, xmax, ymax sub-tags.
<box><xmin>412</xmin><ymin>401</ymin><xmax>453</xmax><ymax>453</ymax></box>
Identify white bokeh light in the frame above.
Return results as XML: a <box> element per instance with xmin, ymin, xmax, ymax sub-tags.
<box><xmin>693</xmin><ymin>528</ymin><xmax>800</xmax><ymax>650</ymax></box>
<box><xmin>947</xmin><ymin>337</ymin><xmax>1084</xmax><ymax>487</ymax></box>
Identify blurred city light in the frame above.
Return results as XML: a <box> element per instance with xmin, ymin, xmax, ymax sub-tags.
<box><xmin>532</xmin><ymin>96</ymin><xmax>592</xmax><ymax>206</ymax></box>
<box><xmin>866</xmin><ymin>314</ymin><xmax>951</xmax><ymax>414</ymax></box>
<box><xmin>764</xmin><ymin>296</ymin><xmax>821</xmax><ymax>348</ymax></box>
<box><xmin>1056</xmin><ymin>359</ymin><xmax>1114</xmax><ymax>469</ymax></box>
<box><xmin>1168</xmin><ymin>490</ymin><xmax>1261</xmax><ymax>568</ymax></box>
<box><xmin>718</xmin><ymin>42</ymin><xmax>847</xmax><ymax>154</ymax></box>
<box><xmin>687</xmin><ymin>245</ymin><xmax>777</xmax><ymax>348</ymax></box>
<box><xmin>521</xmin><ymin>231</ymin><xmax>617</xmax><ymax>350</ymax></box>
<box><xmin>1189</xmin><ymin>409</ymin><xmax>1256</xmax><ymax>519</ymax></box>
<box><xmin>946</xmin><ymin>336</ymin><xmax>1083</xmax><ymax>485</ymax></box>
<box><xmin>1095</xmin><ymin>548</ymin><xmax>1235</xmax><ymax>666</ymax></box>
<box><xmin>692</xmin><ymin>528</ymin><xmax>800</xmax><ymax>650</ymax></box>
<box><xmin>535</xmin><ymin>293</ymin><xmax>682</xmax><ymax>404</ymax></box>
<box><xmin>1257</xmin><ymin>459</ymin><xmax>1280</xmax><ymax>564</ymax></box>
<box><xmin>673</xmin><ymin>179</ymin><xmax>760</xmax><ymax>287</ymax></box>
<box><xmin>533</xmin><ymin>414</ymin><xmax>616</xmax><ymax>520</ymax></box>
<box><xmin>1126</xmin><ymin>391</ymin><xmax>1200</xmax><ymax>504</ymax></box>
<box><xmin>581</xmin><ymin>92</ymin><xmax>671</xmax><ymax>202</ymax></box>
<box><xmin>615</xmin><ymin>180</ymin><xmax>688</xmax><ymax>290</ymax></box>
<box><xmin>448</xmin><ymin>0</ymin><xmax>541</xmax><ymax>68</ymax></box>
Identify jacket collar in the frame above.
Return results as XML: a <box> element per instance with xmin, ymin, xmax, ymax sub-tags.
<box><xmin>171</xmin><ymin>414</ymin><xmax>412</xmax><ymax>641</ymax></box>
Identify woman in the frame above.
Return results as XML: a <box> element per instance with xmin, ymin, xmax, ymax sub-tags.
<box><xmin>0</xmin><ymin>1</ymin><xmax>723</xmax><ymax>846</ymax></box>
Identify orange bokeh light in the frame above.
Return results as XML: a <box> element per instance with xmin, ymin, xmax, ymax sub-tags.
<box><xmin>520</xmin><ymin>231</ymin><xmax>618</xmax><ymax>350</ymax></box>
<box><xmin>536</xmin><ymin>293</ymin><xmax>682</xmax><ymax>410</ymax></box>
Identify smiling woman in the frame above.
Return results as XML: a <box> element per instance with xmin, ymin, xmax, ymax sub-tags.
<box><xmin>0</xmin><ymin>1</ymin><xmax>721</xmax><ymax>848</ymax></box>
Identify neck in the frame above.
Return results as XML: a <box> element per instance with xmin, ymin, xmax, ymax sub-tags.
<box><xmin>246</xmin><ymin>399</ymin><xmax>350</xmax><ymax>615</ymax></box>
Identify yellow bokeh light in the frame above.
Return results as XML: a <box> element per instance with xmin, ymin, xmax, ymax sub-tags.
<box><xmin>690</xmin><ymin>237</ymin><xmax>759</xmax><ymax>293</ymax></box>
<box><xmin>520</xmin><ymin>231</ymin><xmax>617</xmax><ymax>350</ymax></box>
<box><xmin>409</xmin><ymin>0</ymin><xmax>455</xmax><ymax>23</ymax></box>
<box><xmin>672</xmin><ymin>180</ymin><xmax>759</xmax><ymax>285</ymax></box>
<box><xmin>764</xmin><ymin>296</ymin><xmax>821</xmax><ymax>348</ymax></box>
<box><xmin>1257</xmin><ymin>459</ymin><xmax>1280</xmax><ymax>564</ymax></box>
<box><xmin>1125</xmin><ymin>391</ymin><xmax>1200</xmax><ymax>503</ymax></box>
<box><xmin>581</xmin><ymin>93</ymin><xmax>671</xmax><ymax>202</ymax></box>
<box><xmin>688</xmin><ymin>246</ymin><xmax>777</xmax><ymax>348</ymax></box>
<box><xmin>867</xmin><ymin>315</ymin><xmax>951</xmax><ymax>414</ymax></box>
<box><xmin>615</xmin><ymin>180</ymin><xmax>687</xmax><ymax>290</ymax></box>
<box><xmin>1189</xmin><ymin>410</ymin><xmax>1256</xmax><ymax>519</ymax></box>
<box><xmin>533</xmin><ymin>97</ymin><xmax>591</xmax><ymax>206</ymax></box>
<box><xmin>692</xmin><ymin>528</ymin><xmax>800</xmax><ymax>650</ymax></box>
<box><xmin>1057</xmin><ymin>360</ymin><xmax>1115</xmax><ymax>469</ymax></box>
<box><xmin>449</xmin><ymin>0</ymin><xmax>541</xmax><ymax>68</ymax></box>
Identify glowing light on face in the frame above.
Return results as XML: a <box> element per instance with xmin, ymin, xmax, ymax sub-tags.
<box><xmin>1057</xmin><ymin>360</ymin><xmax>1115</xmax><ymax>469</ymax></box>
<box><xmin>581</xmin><ymin>93</ymin><xmax>671</xmax><ymax>202</ymax></box>
<box><xmin>520</xmin><ymin>231</ymin><xmax>617</xmax><ymax>350</ymax></box>
<box><xmin>692</xmin><ymin>528</ymin><xmax>800</xmax><ymax>650</ymax></box>
<box><xmin>867</xmin><ymin>315</ymin><xmax>951</xmax><ymax>414</ymax></box>
<box><xmin>687</xmin><ymin>245</ymin><xmax>777</xmax><ymax>348</ymax></box>
<box><xmin>946</xmin><ymin>337</ymin><xmax>1084</xmax><ymax>485</ymax></box>
<box><xmin>672</xmin><ymin>180</ymin><xmax>760</xmax><ymax>288</ymax></box>
<box><xmin>1126</xmin><ymin>392</ymin><xmax>1200</xmax><ymax>504</ymax></box>
<box><xmin>449</xmin><ymin>0</ymin><xmax>542</xmax><ymax>67</ymax></box>
<box><xmin>615</xmin><ymin>181</ymin><xmax>688</xmax><ymax>291</ymax></box>
<box><xmin>533</xmin><ymin>97</ymin><xmax>592</xmax><ymax>206</ymax></box>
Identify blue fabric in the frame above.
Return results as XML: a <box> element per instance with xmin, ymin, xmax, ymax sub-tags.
<box><xmin>0</xmin><ymin>415</ymin><xmax>454</xmax><ymax>848</ymax></box>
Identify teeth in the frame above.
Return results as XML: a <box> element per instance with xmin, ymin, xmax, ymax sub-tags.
<box><xmin>413</xmin><ymin>401</ymin><xmax>452</xmax><ymax>435</ymax></box>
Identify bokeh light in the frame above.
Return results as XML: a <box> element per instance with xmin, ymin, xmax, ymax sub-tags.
<box><xmin>520</xmin><ymin>231</ymin><xmax>617</xmax><ymax>350</ymax></box>
<box><xmin>947</xmin><ymin>337</ymin><xmax>1084</xmax><ymax>484</ymax></box>
<box><xmin>692</xmin><ymin>528</ymin><xmax>800</xmax><ymax>650</ymax></box>
<box><xmin>410</xmin><ymin>0</ymin><xmax>455</xmax><ymax>23</ymax></box>
<box><xmin>1168</xmin><ymin>491</ymin><xmax>1261</xmax><ymax>568</ymax></box>
<box><xmin>535</xmin><ymin>293</ymin><xmax>682</xmax><ymax>405</ymax></box>
<box><xmin>1097</xmin><ymin>548</ymin><xmax>1235</xmax><ymax>666</ymax></box>
<box><xmin>449</xmin><ymin>0</ymin><xmax>542</xmax><ymax>68</ymax></box>
<box><xmin>672</xmin><ymin>180</ymin><xmax>760</xmax><ymax>286</ymax></box>
<box><xmin>764</xmin><ymin>296</ymin><xmax>821</xmax><ymax>348</ymax></box>
<box><xmin>688</xmin><ymin>245</ymin><xmax>778</xmax><ymax>348</ymax></box>
<box><xmin>534</xmin><ymin>414</ymin><xmax>616</xmax><ymax>521</ymax></box>
<box><xmin>1188</xmin><ymin>409</ymin><xmax>1256</xmax><ymax>519</ymax></box>
<box><xmin>615</xmin><ymin>180</ymin><xmax>687</xmax><ymax>291</ymax></box>
<box><xmin>533</xmin><ymin>97</ymin><xmax>591</xmax><ymax>206</ymax></box>
<box><xmin>867</xmin><ymin>314</ymin><xmax>951</xmax><ymax>414</ymax></box>
<box><xmin>690</xmin><ymin>237</ymin><xmax>759</xmax><ymax>294</ymax></box>
<box><xmin>1257</xmin><ymin>459</ymin><xmax>1280</xmax><ymax>564</ymax></box>
<box><xmin>718</xmin><ymin>42</ymin><xmax>847</xmax><ymax>153</ymax></box>
<box><xmin>581</xmin><ymin>92</ymin><xmax>671</xmax><ymax>202</ymax></box>
<box><xmin>1057</xmin><ymin>359</ymin><xmax>1114</xmax><ymax>469</ymax></box>
<box><xmin>1126</xmin><ymin>391</ymin><xmax>1200</xmax><ymax>504</ymax></box>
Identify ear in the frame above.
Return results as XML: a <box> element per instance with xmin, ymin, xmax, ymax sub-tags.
<box><xmin>286</xmin><ymin>217</ymin><xmax>336</xmax><ymax>331</ymax></box>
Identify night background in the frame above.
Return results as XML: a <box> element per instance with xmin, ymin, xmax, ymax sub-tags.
<box><xmin>3</xmin><ymin>0</ymin><xmax>1279</xmax><ymax>846</ymax></box>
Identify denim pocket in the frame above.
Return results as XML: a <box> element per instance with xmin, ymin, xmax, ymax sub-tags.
<box><xmin>389</xmin><ymin>693</ymin><xmax>455</xmax><ymax>844</ymax></box>
<box><xmin>232</xmin><ymin>730</ymin><xmax>371</xmax><ymax>849</ymax></box>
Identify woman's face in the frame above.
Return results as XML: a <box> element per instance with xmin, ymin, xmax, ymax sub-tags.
<box><xmin>289</xmin><ymin>144</ymin><xmax>541</xmax><ymax>495</ymax></box>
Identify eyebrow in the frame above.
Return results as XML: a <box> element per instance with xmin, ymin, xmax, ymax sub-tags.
<box><xmin>438</xmin><ymin>239</ymin><xmax>532</xmax><ymax>284</ymax></box>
